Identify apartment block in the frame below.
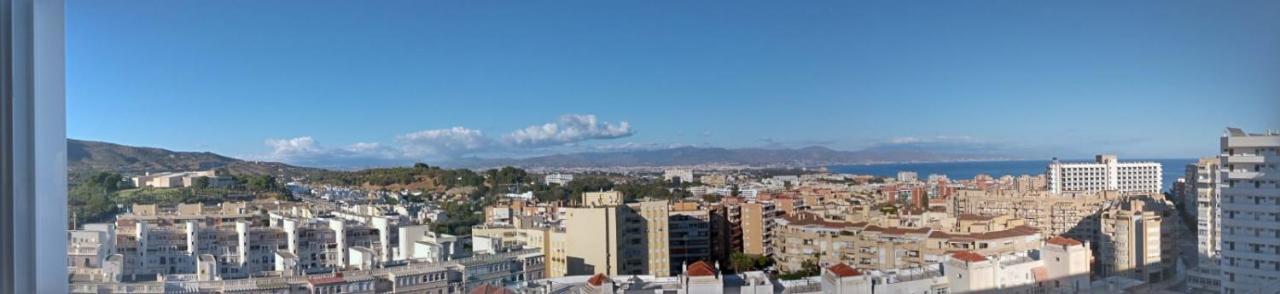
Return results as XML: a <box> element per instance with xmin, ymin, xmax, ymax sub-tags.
<box><xmin>1048</xmin><ymin>154</ymin><xmax>1162</xmax><ymax>194</ymax></box>
<box><xmin>774</xmin><ymin>212</ymin><xmax>1042</xmax><ymax>272</ymax></box>
<box><xmin>952</xmin><ymin>190</ymin><xmax>1119</xmax><ymax>242</ymax></box>
<box><xmin>1187</xmin><ymin>157</ymin><xmax>1222</xmax><ymax>266</ymax></box>
<box><xmin>668</xmin><ymin>202</ymin><xmax>712</xmax><ymax>275</ymax></box>
<box><xmin>739</xmin><ymin>202</ymin><xmax>778</xmax><ymax>257</ymax></box>
<box><xmin>71</xmin><ymin>249</ymin><xmax>544</xmax><ymax>294</ymax></box>
<box><xmin>550</xmin><ymin>191</ymin><xmax>671</xmax><ymax>277</ymax></box>
<box><xmin>1098</xmin><ymin>200</ymin><xmax>1166</xmax><ymax>282</ymax></box>
<box><xmin>820</xmin><ymin>236</ymin><xmax>1091</xmax><ymax>294</ymax></box>
<box><xmin>1218</xmin><ymin>128</ymin><xmax>1280</xmax><ymax>293</ymax></box>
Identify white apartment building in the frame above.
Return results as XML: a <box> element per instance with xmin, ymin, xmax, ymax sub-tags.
<box><xmin>1048</xmin><ymin>154</ymin><xmax>1162</xmax><ymax>194</ymax></box>
<box><xmin>545</xmin><ymin>173</ymin><xmax>574</xmax><ymax>185</ymax></box>
<box><xmin>1186</xmin><ymin>157</ymin><xmax>1222</xmax><ymax>266</ymax></box>
<box><xmin>821</xmin><ymin>236</ymin><xmax>1091</xmax><ymax>294</ymax></box>
<box><xmin>664</xmin><ymin>169</ymin><xmax>695</xmax><ymax>184</ymax></box>
<box><xmin>896</xmin><ymin>171</ymin><xmax>918</xmax><ymax>183</ymax></box>
<box><xmin>1218</xmin><ymin>128</ymin><xmax>1280</xmax><ymax>294</ymax></box>
<box><xmin>131</xmin><ymin>170</ymin><xmax>233</xmax><ymax>188</ymax></box>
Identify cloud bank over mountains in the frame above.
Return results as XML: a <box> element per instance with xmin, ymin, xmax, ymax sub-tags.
<box><xmin>253</xmin><ymin>114</ymin><xmax>1069</xmax><ymax>169</ymax></box>
<box><xmin>256</xmin><ymin>114</ymin><xmax>635</xmax><ymax>168</ymax></box>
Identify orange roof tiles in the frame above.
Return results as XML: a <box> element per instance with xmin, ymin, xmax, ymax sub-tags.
<box><xmin>686</xmin><ymin>261</ymin><xmax>717</xmax><ymax>277</ymax></box>
<box><xmin>826</xmin><ymin>263</ymin><xmax>862</xmax><ymax>277</ymax></box>
<box><xmin>307</xmin><ymin>276</ymin><xmax>345</xmax><ymax>285</ymax></box>
<box><xmin>1046</xmin><ymin>236</ymin><xmax>1083</xmax><ymax>246</ymax></box>
<box><xmin>587</xmin><ymin>273</ymin><xmax>610</xmax><ymax>287</ymax></box>
<box><xmin>951</xmin><ymin>251</ymin><xmax>989</xmax><ymax>262</ymax></box>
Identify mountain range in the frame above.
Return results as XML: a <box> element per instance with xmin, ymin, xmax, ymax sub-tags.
<box><xmin>441</xmin><ymin>145</ymin><xmax>1020</xmax><ymax>169</ymax></box>
<box><xmin>68</xmin><ymin>139</ymin><xmax>322</xmax><ymax>180</ymax></box>
<box><xmin>68</xmin><ymin>139</ymin><xmax>1021</xmax><ymax>176</ymax></box>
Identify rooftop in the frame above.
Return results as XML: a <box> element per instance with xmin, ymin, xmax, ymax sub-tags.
<box><xmin>686</xmin><ymin>261</ymin><xmax>717</xmax><ymax>277</ymax></box>
<box><xmin>951</xmin><ymin>251</ymin><xmax>988</xmax><ymax>263</ymax></box>
<box><xmin>1046</xmin><ymin>236</ymin><xmax>1083</xmax><ymax>246</ymax></box>
<box><xmin>826</xmin><ymin>263</ymin><xmax>861</xmax><ymax>278</ymax></box>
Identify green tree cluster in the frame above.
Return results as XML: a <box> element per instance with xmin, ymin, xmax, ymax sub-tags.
<box><xmin>729</xmin><ymin>253</ymin><xmax>773</xmax><ymax>273</ymax></box>
<box><xmin>778</xmin><ymin>254</ymin><xmax>821</xmax><ymax>280</ymax></box>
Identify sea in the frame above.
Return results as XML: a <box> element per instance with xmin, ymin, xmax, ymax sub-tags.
<box><xmin>828</xmin><ymin>159</ymin><xmax>1197</xmax><ymax>192</ymax></box>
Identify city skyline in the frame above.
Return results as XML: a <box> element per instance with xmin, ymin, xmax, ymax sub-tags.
<box><xmin>68</xmin><ymin>1</ymin><xmax>1280</xmax><ymax>167</ymax></box>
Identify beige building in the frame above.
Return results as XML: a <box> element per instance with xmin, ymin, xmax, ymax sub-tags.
<box><xmin>1098</xmin><ymin>200</ymin><xmax>1165</xmax><ymax>282</ymax></box>
<box><xmin>550</xmin><ymin>191</ymin><xmax>671</xmax><ymax>277</ymax></box>
<box><xmin>773</xmin><ymin>212</ymin><xmax>1042</xmax><ymax>272</ymax></box>
<box><xmin>739</xmin><ymin>202</ymin><xmax>778</xmax><ymax>256</ymax></box>
<box><xmin>952</xmin><ymin>190</ymin><xmax>1121</xmax><ymax>242</ymax></box>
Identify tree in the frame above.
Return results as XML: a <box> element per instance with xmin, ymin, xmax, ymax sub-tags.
<box><xmin>191</xmin><ymin>176</ymin><xmax>210</xmax><ymax>189</ymax></box>
<box><xmin>565</xmin><ymin>177</ymin><xmax>615</xmax><ymax>203</ymax></box>
<box><xmin>779</xmin><ymin>254</ymin><xmax>821</xmax><ymax>280</ymax></box>
<box><xmin>730</xmin><ymin>253</ymin><xmax>772</xmax><ymax>273</ymax></box>
<box><xmin>246</xmin><ymin>175</ymin><xmax>278</xmax><ymax>191</ymax></box>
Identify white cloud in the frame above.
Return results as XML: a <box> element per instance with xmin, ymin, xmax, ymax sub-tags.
<box><xmin>255</xmin><ymin>114</ymin><xmax>638</xmax><ymax>167</ymax></box>
<box><xmin>503</xmin><ymin>114</ymin><xmax>633</xmax><ymax>147</ymax></box>
<box><xmin>264</xmin><ymin>137</ymin><xmax>323</xmax><ymax>158</ymax></box>
<box><xmin>396</xmin><ymin>127</ymin><xmax>491</xmax><ymax>158</ymax></box>
<box><xmin>260</xmin><ymin>137</ymin><xmax>403</xmax><ymax>168</ymax></box>
<box><xmin>885</xmin><ymin>135</ymin><xmax>980</xmax><ymax>145</ymax></box>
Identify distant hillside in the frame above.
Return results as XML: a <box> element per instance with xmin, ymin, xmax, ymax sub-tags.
<box><xmin>442</xmin><ymin>145</ymin><xmax>1019</xmax><ymax>169</ymax></box>
<box><xmin>68</xmin><ymin>139</ymin><xmax>325</xmax><ymax>179</ymax></box>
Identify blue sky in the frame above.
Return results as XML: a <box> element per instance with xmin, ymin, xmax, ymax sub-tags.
<box><xmin>68</xmin><ymin>1</ymin><xmax>1280</xmax><ymax>167</ymax></box>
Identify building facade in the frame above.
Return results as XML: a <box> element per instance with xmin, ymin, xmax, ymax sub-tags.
<box><xmin>1218</xmin><ymin>128</ymin><xmax>1280</xmax><ymax>293</ymax></box>
<box><xmin>1048</xmin><ymin>154</ymin><xmax>1162</xmax><ymax>194</ymax></box>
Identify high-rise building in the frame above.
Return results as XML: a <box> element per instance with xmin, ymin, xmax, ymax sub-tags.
<box><xmin>1048</xmin><ymin>154</ymin><xmax>1163</xmax><ymax>194</ymax></box>
<box><xmin>739</xmin><ymin>202</ymin><xmax>778</xmax><ymax>257</ymax></box>
<box><xmin>1218</xmin><ymin>128</ymin><xmax>1280</xmax><ymax>293</ymax></box>
<box><xmin>668</xmin><ymin>202</ymin><xmax>711</xmax><ymax>275</ymax></box>
<box><xmin>551</xmin><ymin>192</ymin><xmax>671</xmax><ymax>277</ymax></box>
<box><xmin>1098</xmin><ymin>200</ymin><xmax>1164</xmax><ymax>283</ymax></box>
<box><xmin>1186</xmin><ymin>157</ymin><xmax>1222</xmax><ymax>265</ymax></box>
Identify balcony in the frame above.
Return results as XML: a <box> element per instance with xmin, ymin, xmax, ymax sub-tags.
<box><xmin>1225</xmin><ymin>171</ymin><xmax>1263</xmax><ymax>180</ymax></box>
<box><xmin>1226</xmin><ymin>154</ymin><xmax>1266</xmax><ymax>164</ymax></box>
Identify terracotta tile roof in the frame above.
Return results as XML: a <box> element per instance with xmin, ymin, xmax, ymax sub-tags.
<box><xmin>307</xmin><ymin>276</ymin><xmax>345</xmax><ymax>285</ymax></box>
<box><xmin>686</xmin><ymin>261</ymin><xmax>717</xmax><ymax>277</ymax></box>
<box><xmin>826</xmin><ymin>263</ymin><xmax>862</xmax><ymax>278</ymax></box>
<box><xmin>587</xmin><ymin>273</ymin><xmax>611</xmax><ymax>287</ymax></box>
<box><xmin>1046</xmin><ymin>236</ymin><xmax>1083</xmax><ymax>246</ymax></box>
<box><xmin>469</xmin><ymin>285</ymin><xmax>515</xmax><ymax>294</ymax></box>
<box><xmin>951</xmin><ymin>251</ymin><xmax>989</xmax><ymax>262</ymax></box>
